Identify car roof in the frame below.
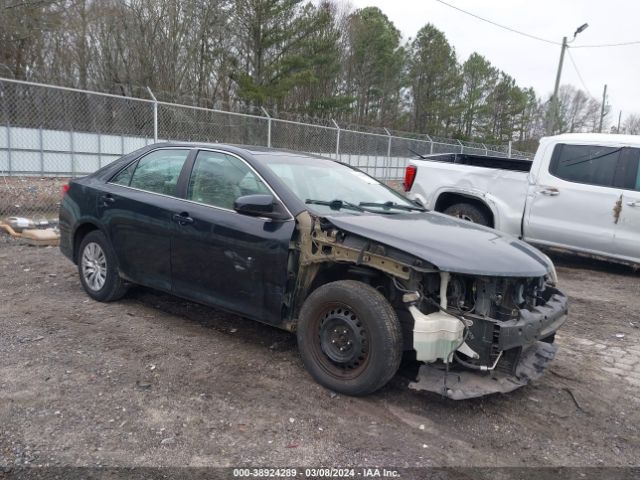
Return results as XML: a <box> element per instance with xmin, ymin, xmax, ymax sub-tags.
<box><xmin>147</xmin><ymin>142</ymin><xmax>331</xmax><ymax>161</ymax></box>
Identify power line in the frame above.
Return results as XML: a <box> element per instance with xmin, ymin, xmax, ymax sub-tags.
<box><xmin>572</xmin><ymin>40</ymin><xmax>640</xmax><ymax>48</ymax></box>
<box><xmin>434</xmin><ymin>0</ymin><xmax>561</xmax><ymax>45</ymax></box>
<box><xmin>566</xmin><ymin>48</ymin><xmax>594</xmax><ymax>97</ymax></box>
<box><xmin>435</xmin><ymin>0</ymin><xmax>640</xmax><ymax>49</ymax></box>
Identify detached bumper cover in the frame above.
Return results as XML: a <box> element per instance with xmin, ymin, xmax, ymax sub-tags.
<box><xmin>409</xmin><ymin>340</ymin><xmax>558</xmax><ymax>400</ymax></box>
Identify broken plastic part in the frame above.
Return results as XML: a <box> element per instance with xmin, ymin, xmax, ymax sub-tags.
<box><xmin>409</xmin><ymin>341</ymin><xmax>557</xmax><ymax>400</ymax></box>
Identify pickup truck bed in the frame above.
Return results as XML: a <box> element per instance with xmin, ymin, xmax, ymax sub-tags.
<box><xmin>422</xmin><ymin>153</ymin><xmax>532</xmax><ymax>172</ymax></box>
<box><xmin>405</xmin><ymin>154</ymin><xmax>531</xmax><ymax>236</ymax></box>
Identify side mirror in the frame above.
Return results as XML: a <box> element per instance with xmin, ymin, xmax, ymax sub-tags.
<box><xmin>234</xmin><ymin>194</ymin><xmax>287</xmax><ymax>220</ymax></box>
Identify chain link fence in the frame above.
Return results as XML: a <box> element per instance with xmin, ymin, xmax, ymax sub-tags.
<box><xmin>0</xmin><ymin>77</ymin><xmax>533</xmax><ymax>232</ymax></box>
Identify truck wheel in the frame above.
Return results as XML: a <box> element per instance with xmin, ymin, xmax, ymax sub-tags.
<box><xmin>444</xmin><ymin>202</ymin><xmax>491</xmax><ymax>226</ymax></box>
<box><xmin>77</xmin><ymin>230</ymin><xmax>128</xmax><ymax>302</ymax></box>
<box><xmin>297</xmin><ymin>280</ymin><xmax>402</xmax><ymax>396</ymax></box>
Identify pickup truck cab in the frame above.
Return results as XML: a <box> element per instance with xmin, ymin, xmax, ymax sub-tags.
<box><xmin>404</xmin><ymin>133</ymin><xmax>640</xmax><ymax>266</ymax></box>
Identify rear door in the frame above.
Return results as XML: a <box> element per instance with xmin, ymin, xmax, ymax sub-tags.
<box><xmin>98</xmin><ymin>148</ymin><xmax>192</xmax><ymax>291</ymax></box>
<box><xmin>613</xmin><ymin>147</ymin><xmax>640</xmax><ymax>262</ymax></box>
<box><xmin>170</xmin><ymin>149</ymin><xmax>295</xmax><ymax>324</ymax></box>
<box><xmin>524</xmin><ymin>143</ymin><xmax>622</xmax><ymax>256</ymax></box>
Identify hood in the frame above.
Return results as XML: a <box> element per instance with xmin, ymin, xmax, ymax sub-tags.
<box><xmin>324</xmin><ymin>211</ymin><xmax>551</xmax><ymax>277</ymax></box>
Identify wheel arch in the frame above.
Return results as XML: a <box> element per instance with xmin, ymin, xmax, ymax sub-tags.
<box><xmin>72</xmin><ymin>222</ymin><xmax>102</xmax><ymax>264</ymax></box>
<box><xmin>306</xmin><ymin>263</ymin><xmax>393</xmax><ymax>299</ymax></box>
<box><xmin>434</xmin><ymin>191</ymin><xmax>496</xmax><ymax>228</ymax></box>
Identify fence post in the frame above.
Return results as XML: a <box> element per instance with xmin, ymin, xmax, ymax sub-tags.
<box><xmin>39</xmin><ymin>126</ymin><xmax>44</xmax><ymax>175</ymax></box>
<box><xmin>260</xmin><ymin>107</ymin><xmax>271</xmax><ymax>148</ymax></box>
<box><xmin>482</xmin><ymin>143</ymin><xmax>488</xmax><ymax>156</ymax></box>
<box><xmin>508</xmin><ymin>140</ymin><xmax>512</xmax><ymax>157</ymax></box>
<box><xmin>146</xmin><ymin>86</ymin><xmax>158</xmax><ymax>143</ymax></box>
<box><xmin>70</xmin><ymin>130</ymin><xmax>75</xmax><ymax>177</ymax></box>
<box><xmin>383</xmin><ymin>128</ymin><xmax>392</xmax><ymax>180</ymax></box>
<box><xmin>425</xmin><ymin>134</ymin><xmax>433</xmax><ymax>155</ymax></box>
<box><xmin>6</xmin><ymin>121</ymin><xmax>11</xmax><ymax>176</ymax></box>
<box><xmin>97</xmin><ymin>132</ymin><xmax>102</xmax><ymax>168</ymax></box>
<box><xmin>331</xmin><ymin>119</ymin><xmax>340</xmax><ymax>160</ymax></box>
<box><xmin>2</xmin><ymin>85</ymin><xmax>11</xmax><ymax>175</ymax></box>
<box><xmin>456</xmin><ymin>139</ymin><xmax>464</xmax><ymax>154</ymax></box>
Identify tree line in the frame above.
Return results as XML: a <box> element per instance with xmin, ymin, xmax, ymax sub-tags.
<box><xmin>0</xmin><ymin>0</ymin><xmax>610</xmax><ymax>150</ymax></box>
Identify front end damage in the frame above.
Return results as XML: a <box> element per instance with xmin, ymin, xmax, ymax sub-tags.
<box><xmin>405</xmin><ymin>271</ymin><xmax>567</xmax><ymax>399</ymax></box>
<box><xmin>288</xmin><ymin>212</ymin><xmax>568</xmax><ymax>400</ymax></box>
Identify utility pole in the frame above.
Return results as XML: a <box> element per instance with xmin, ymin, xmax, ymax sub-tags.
<box><xmin>617</xmin><ymin>110</ymin><xmax>622</xmax><ymax>133</ymax></box>
<box><xmin>547</xmin><ymin>37</ymin><xmax>568</xmax><ymax>134</ymax></box>
<box><xmin>599</xmin><ymin>84</ymin><xmax>607</xmax><ymax>133</ymax></box>
<box><xmin>547</xmin><ymin>23</ymin><xmax>589</xmax><ymax>135</ymax></box>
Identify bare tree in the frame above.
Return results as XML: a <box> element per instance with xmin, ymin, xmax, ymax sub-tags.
<box><xmin>623</xmin><ymin>114</ymin><xmax>640</xmax><ymax>135</ymax></box>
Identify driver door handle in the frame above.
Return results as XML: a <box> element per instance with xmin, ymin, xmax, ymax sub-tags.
<box><xmin>172</xmin><ymin>212</ymin><xmax>194</xmax><ymax>225</ymax></box>
<box><xmin>538</xmin><ymin>187</ymin><xmax>559</xmax><ymax>196</ymax></box>
<box><xmin>101</xmin><ymin>194</ymin><xmax>116</xmax><ymax>205</ymax></box>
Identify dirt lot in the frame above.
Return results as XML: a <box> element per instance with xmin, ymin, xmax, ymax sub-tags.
<box><xmin>0</xmin><ymin>243</ymin><xmax>639</xmax><ymax>471</ymax></box>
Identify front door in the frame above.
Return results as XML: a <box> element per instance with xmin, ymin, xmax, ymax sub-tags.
<box><xmin>98</xmin><ymin>148</ymin><xmax>192</xmax><ymax>291</ymax></box>
<box><xmin>170</xmin><ymin>149</ymin><xmax>295</xmax><ymax>324</ymax></box>
<box><xmin>524</xmin><ymin>143</ymin><xmax>622</xmax><ymax>257</ymax></box>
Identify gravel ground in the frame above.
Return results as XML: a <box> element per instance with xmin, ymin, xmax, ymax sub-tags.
<box><xmin>0</xmin><ymin>244</ymin><xmax>639</xmax><ymax>471</ymax></box>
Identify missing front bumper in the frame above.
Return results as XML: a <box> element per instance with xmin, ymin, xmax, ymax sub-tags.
<box><xmin>409</xmin><ymin>340</ymin><xmax>558</xmax><ymax>400</ymax></box>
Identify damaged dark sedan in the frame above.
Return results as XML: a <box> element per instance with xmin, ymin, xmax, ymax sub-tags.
<box><xmin>59</xmin><ymin>144</ymin><xmax>568</xmax><ymax>399</ymax></box>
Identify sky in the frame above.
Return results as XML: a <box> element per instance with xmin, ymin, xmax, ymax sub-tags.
<box><xmin>349</xmin><ymin>0</ymin><xmax>640</xmax><ymax>127</ymax></box>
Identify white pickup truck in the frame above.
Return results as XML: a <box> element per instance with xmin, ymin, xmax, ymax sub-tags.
<box><xmin>404</xmin><ymin>133</ymin><xmax>640</xmax><ymax>266</ymax></box>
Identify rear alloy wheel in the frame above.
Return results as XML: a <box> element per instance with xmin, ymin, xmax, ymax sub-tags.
<box><xmin>297</xmin><ymin>280</ymin><xmax>402</xmax><ymax>396</ymax></box>
<box><xmin>77</xmin><ymin>230</ymin><xmax>128</xmax><ymax>302</ymax></box>
<box><xmin>443</xmin><ymin>202</ymin><xmax>491</xmax><ymax>226</ymax></box>
<box><xmin>81</xmin><ymin>241</ymin><xmax>107</xmax><ymax>291</ymax></box>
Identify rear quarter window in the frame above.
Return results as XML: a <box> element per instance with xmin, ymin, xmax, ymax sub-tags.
<box><xmin>110</xmin><ymin>149</ymin><xmax>190</xmax><ymax>195</ymax></box>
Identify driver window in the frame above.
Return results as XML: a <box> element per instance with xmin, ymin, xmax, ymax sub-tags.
<box><xmin>187</xmin><ymin>151</ymin><xmax>269</xmax><ymax>209</ymax></box>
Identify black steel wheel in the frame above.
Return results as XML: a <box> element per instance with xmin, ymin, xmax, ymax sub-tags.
<box><xmin>297</xmin><ymin>280</ymin><xmax>402</xmax><ymax>396</ymax></box>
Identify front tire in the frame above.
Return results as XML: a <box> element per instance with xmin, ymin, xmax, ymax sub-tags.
<box><xmin>297</xmin><ymin>280</ymin><xmax>402</xmax><ymax>396</ymax></box>
<box><xmin>77</xmin><ymin>230</ymin><xmax>128</xmax><ymax>302</ymax></box>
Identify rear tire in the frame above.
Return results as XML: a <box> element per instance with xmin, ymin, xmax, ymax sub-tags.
<box><xmin>297</xmin><ymin>280</ymin><xmax>402</xmax><ymax>396</ymax></box>
<box><xmin>77</xmin><ymin>230</ymin><xmax>128</xmax><ymax>302</ymax></box>
<box><xmin>443</xmin><ymin>202</ymin><xmax>491</xmax><ymax>226</ymax></box>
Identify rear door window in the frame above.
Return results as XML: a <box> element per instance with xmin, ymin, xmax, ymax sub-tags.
<box><xmin>549</xmin><ymin>144</ymin><xmax>620</xmax><ymax>188</ymax></box>
<box><xmin>116</xmin><ymin>149</ymin><xmax>190</xmax><ymax>196</ymax></box>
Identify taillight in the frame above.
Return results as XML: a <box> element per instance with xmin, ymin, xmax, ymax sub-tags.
<box><xmin>62</xmin><ymin>184</ymin><xmax>70</xmax><ymax>196</ymax></box>
<box><xmin>403</xmin><ymin>165</ymin><xmax>417</xmax><ymax>192</ymax></box>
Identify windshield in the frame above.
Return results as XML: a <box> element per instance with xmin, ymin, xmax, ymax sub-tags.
<box><xmin>259</xmin><ymin>153</ymin><xmax>421</xmax><ymax>214</ymax></box>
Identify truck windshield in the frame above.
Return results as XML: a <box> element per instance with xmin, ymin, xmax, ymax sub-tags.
<box><xmin>260</xmin><ymin>154</ymin><xmax>422</xmax><ymax>214</ymax></box>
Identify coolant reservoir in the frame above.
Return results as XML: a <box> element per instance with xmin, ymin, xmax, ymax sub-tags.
<box><xmin>410</xmin><ymin>306</ymin><xmax>464</xmax><ymax>363</ymax></box>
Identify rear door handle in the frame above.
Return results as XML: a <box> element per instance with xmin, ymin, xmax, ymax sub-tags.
<box><xmin>172</xmin><ymin>212</ymin><xmax>194</xmax><ymax>225</ymax></box>
<box><xmin>538</xmin><ymin>187</ymin><xmax>559</xmax><ymax>196</ymax></box>
<box><xmin>101</xmin><ymin>194</ymin><xmax>116</xmax><ymax>205</ymax></box>
<box><xmin>627</xmin><ymin>200</ymin><xmax>640</xmax><ymax>207</ymax></box>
